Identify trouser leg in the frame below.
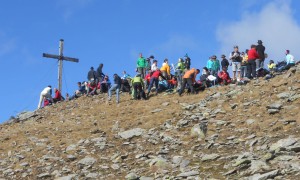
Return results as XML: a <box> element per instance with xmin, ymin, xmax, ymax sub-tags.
<box><xmin>187</xmin><ymin>78</ymin><xmax>194</xmax><ymax>93</ymax></box>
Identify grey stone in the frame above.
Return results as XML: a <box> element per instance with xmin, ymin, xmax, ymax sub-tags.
<box><xmin>191</xmin><ymin>124</ymin><xmax>206</xmax><ymax>139</ymax></box>
<box><xmin>151</xmin><ymin>109</ymin><xmax>162</xmax><ymax>113</ymax></box>
<box><xmin>270</xmin><ymin>137</ymin><xmax>298</xmax><ymax>151</ymax></box>
<box><xmin>77</xmin><ymin>157</ymin><xmax>96</xmax><ymax>168</ymax></box>
<box><xmin>250</xmin><ymin>160</ymin><xmax>270</xmax><ymax>174</ymax></box>
<box><xmin>268</xmin><ymin>109</ymin><xmax>280</xmax><ymax>114</ymax></box>
<box><xmin>161</xmin><ymin>102</ymin><xmax>169</xmax><ymax>106</ymax></box>
<box><xmin>118</xmin><ymin>128</ymin><xmax>145</xmax><ymax>139</ymax></box>
<box><xmin>37</xmin><ymin>173</ymin><xmax>52</xmax><ymax>178</ymax></box>
<box><xmin>246</xmin><ymin>119</ymin><xmax>256</xmax><ymax>125</ymax></box>
<box><xmin>55</xmin><ymin>174</ymin><xmax>77</xmax><ymax>180</ymax></box>
<box><xmin>66</xmin><ymin>144</ymin><xmax>77</xmax><ymax>152</ymax></box>
<box><xmin>86</xmin><ymin>173</ymin><xmax>98</xmax><ymax>178</ymax></box>
<box><xmin>277</xmin><ymin>92</ymin><xmax>290</xmax><ymax>99</ymax></box>
<box><xmin>249</xmin><ymin>169</ymin><xmax>279</xmax><ymax>180</ymax></box>
<box><xmin>172</xmin><ymin>156</ymin><xmax>183</xmax><ymax>164</ymax></box>
<box><xmin>201</xmin><ymin>154</ymin><xmax>220</xmax><ymax>161</ymax></box>
<box><xmin>267</xmin><ymin>102</ymin><xmax>282</xmax><ymax>110</ymax></box>
<box><xmin>125</xmin><ymin>172</ymin><xmax>139</xmax><ymax>180</ymax></box>
<box><xmin>177</xmin><ymin>170</ymin><xmax>199</xmax><ymax>177</ymax></box>
<box><xmin>17</xmin><ymin>111</ymin><xmax>37</xmax><ymax>121</ymax></box>
<box><xmin>140</xmin><ymin>177</ymin><xmax>154</xmax><ymax>180</ymax></box>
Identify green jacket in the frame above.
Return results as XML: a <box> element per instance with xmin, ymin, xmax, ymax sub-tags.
<box><xmin>137</xmin><ymin>57</ymin><xmax>146</xmax><ymax>68</ymax></box>
<box><xmin>177</xmin><ymin>62</ymin><xmax>186</xmax><ymax>72</ymax></box>
<box><xmin>131</xmin><ymin>76</ymin><xmax>144</xmax><ymax>87</ymax></box>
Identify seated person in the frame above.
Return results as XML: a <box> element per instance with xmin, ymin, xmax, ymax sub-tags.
<box><xmin>200</xmin><ymin>67</ymin><xmax>213</xmax><ymax>88</ymax></box>
<box><xmin>268</xmin><ymin>60</ymin><xmax>277</xmax><ymax>73</ymax></box>
<box><xmin>168</xmin><ymin>76</ymin><xmax>177</xmax><ymax>89</ymax></box>
<box><xmin>158</xmin><ymin>77</ymin><xmax>169</xmax><ymax>91</ymax></box>
<box><xmin>87</xmin><ymin>79</ymin><xmax>98</xmax><ymax>96</ymax></box>
<box><xmin>218</xmin><ymin>67</ymin><xmax>231</xmax><ymax>85</ymax></box>
<box><xmin>100</xmin><ymin>75</ymin><xmax>111</xmax><ymax>93</ymax></box>
<box><xmin>53</xmin><ymin>88</ymin><xmax>63</xmax><ymax>103</ymax></box>
<box><xmin>43</xmin><ymin>97</ymin><xmax>51</xmax><ymax>107</ymax></box>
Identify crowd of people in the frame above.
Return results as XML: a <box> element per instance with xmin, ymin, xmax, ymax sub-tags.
<box><xmin>37</xmin><ymin>40</ymin><xmax>298</xmax><ymax>109</ymax></box>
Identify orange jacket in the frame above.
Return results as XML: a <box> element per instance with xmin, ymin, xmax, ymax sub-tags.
<box><xmin>183</xmin><ymin>68</ymin><xmax>198</xmax><ymax>82</ymax></box>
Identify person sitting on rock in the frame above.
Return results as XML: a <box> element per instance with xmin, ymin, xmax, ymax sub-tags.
<box><xmin>168</xmin><ymin>76</ymin><xmax>178</xmax><ymax>89</ymax></box>
<box><xmin>218</xmin><ymin>67</ymin><xmax>231</xmax><ymax>85</ymax></box>
<box><xmin>87</xmin><ymin>79</ymin><xmax>98</xmax><ymax>96</ymax></box>
<box><xmin>53</xmin><ymin>88</ymin><xmax>63</xmax><ymax>103</ymax></box>
<box><xmin>131</xmin><ymin>73</ymin><xmax>146</xmax><ymax>100</ymax></box>
<box><xmin>100</xmin><ymin>75</ymin><xmax>111</xmax><ymax>93</ymax></box>
<box><xmin>178</xmin><ymin>68</ymin><xmax>200</xmax><ymax>96</ymax></box>
<box><xmin>200</xmin><ymin>67</ymin><xmax>212</xmax><ymax>89</ymax></box>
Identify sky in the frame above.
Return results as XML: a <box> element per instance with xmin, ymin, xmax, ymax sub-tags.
<box><xmin>0</xmin><ymin>0</ymin><xmax>300</xmax><ymax>122</ymax></box>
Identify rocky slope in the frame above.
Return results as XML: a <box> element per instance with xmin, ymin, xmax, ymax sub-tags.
<box><xmin>1</xmin><ymin>66</ymin><xmax>300</xmax><ymax>180</ymax></box>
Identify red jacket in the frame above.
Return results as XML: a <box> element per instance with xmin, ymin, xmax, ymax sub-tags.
<box><xmin>248</xmin><ymin>48</ymin><xmax>259</xmax><ymax>60</ymax></box>
<box><xmin>54</xmin><ymin>90</ymin><xmax>62</xmax><ymax>100</ymax></box>
<box><xmin>144</xmin><ymin>73</ymin><xmax>151</xmax><ymax>83</ymax></box>
<box><xmin>151</xmin><ymin>70</ymin><xmax>163</xmax><ymax>79</ymax></box>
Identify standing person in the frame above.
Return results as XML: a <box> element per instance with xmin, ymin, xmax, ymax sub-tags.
<box><xmin>221</xmin><ymin>54</ymin><xmax>229</xmax><ymax>70</ymax></box>
<box><xmin>131</xmin><ymin>74</ymin><xmax>146</xmax><ymax>100</ymax></box>
<box><xmin>184</xmin><ymin>54</ymin><xmax>191</xmax><ymax>70</ymax></box>
<box><xmin>87</xmin><ymin>67</ymin><xmax>97</xmax><ymax>82</ymax></box>
<box><xmin>240</xmin><ymin>50</ymin><xmax>249</xmax><ymax>78</ymax></box>
<box><xmin>137</xmin><ymin>53</ymin><xmax>147</xmax><ymax>79</ymax></box>
<box><xmin>151</xmin><ymin>60</ymin><xmax>159</xmax><ymax>71</ymax></box>
<box><xmin>96</xmin><ymin>63</ymin><xmax>105</xmax><ymax>83</ymax></box>
<box><xmin>160</xmin><ymin>58</ymin><xmax>171</xmax><ymax>79</ymax></box>
<box><xmin>147</xmin><ymin>70</ymin><xmax>166</xmax><ymax>97</ymax></box>
<box><xmin>256</xmin><ymin>40</ymin><xmax>266</xmax><ymax>70</ymax></box>
<box><xmin>247</xmin><ymin>45</ymin><xmax>259</xmax><ymax>79</ymax></box>
<box><xmin>209</xmin><ymin>55</ymin><xmax>220</xmax><ymax>76</ymax></box>
<box><xmin>229</xmin><ymin>46</ymin><xmax>242</xmax><ymax>81</ymax></box>
<box><xmin>176</xmin><ymin>58</ymin><xmax>185</xmax><ymax>87</ymax></box>
<box><xmin>146</xmin><ymin>55</ymin><xmax>154</xmax><ymax>73</ymax></box>
<box><xmin>178</xmin><ymin>68</ymin><xmax>200</xmax><ymax>96</ymax></box>
<box><xmin>37</xmin><ymin>86</ymin><xmax>53</xmax><ymax>109</ymax></box>
<box><xmin>108</xmin><ymin>74</ymin><xmax>121</xmax><ymax>104</ymax></box>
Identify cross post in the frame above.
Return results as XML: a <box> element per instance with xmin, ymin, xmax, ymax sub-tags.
<box><xmin>43</xmin><ymin>39</ymin><xmax>79</xmax><ymax>92</ymax></box>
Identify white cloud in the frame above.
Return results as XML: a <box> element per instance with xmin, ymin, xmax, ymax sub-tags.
<box><xmin>57</xmin><ymin>0</ymin><xmax>95</xmax><ymax>20</ymax></box>
<box><xmin>153</xmin><ymin>34</ymin><xmax>199</xmax><ymax>57</ymax></box>
<box><xmin>216</xmin><ymin>0</ymin><xmax>300</xmax><ymax>61</ymax></box>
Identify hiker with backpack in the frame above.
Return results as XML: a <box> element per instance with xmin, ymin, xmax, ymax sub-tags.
<box><xmin>176</xmin><ymin>58</ymin><xmax>185</xmax><ymax>87</ymax></box>
<box><xmin>221</xmin><ymin>54</ymin><xmax>229</xmax><ymax>70</ymax></box>
<box><xmin>131</xmin><ymin>73</ymin><xmax>146</xmax><ymax>100</ymax></box>
<box><xmin>184</xmin><ymin>54</ymin><xmax>191</xmax><ymax>70</ymax></box>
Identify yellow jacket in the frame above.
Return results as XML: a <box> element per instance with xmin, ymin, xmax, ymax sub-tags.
<box><xmin>268</xmin><ymin>63</ymin><xmax>276</xmax><ymax>70</ymax></box>
<box><xmin>160</xmin><ymin>63</ymin><xmax>170</xmax><ymax>75</ymax></box>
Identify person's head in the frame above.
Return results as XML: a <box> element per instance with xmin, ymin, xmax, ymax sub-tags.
<box><xmin>148</xmin><ymin>70</ymin><xmax>152</xmax><ymax>74</ymax></box>
<box><xmin>123</xmin><ymin>71</ymin><xmax>127</xmax><ymax>74</ymax></box>
<box><xmin>99</xmin><ymin>63</ymin><xmax>103</xmax><ymax>68</ymax></box>
<box><xmin>104</xmin><ymin>75</ymin><xmax>109</xmax><ymax>80</ymax></box>
<box><xmin>203</xmin><ymin>67</ymin><xmax>209</xmax><ymax>74</ymax></box>
<box><xmin>164</xmin><ymin>58</ymin><xmax>168</xmax><ymax>63</ymax></box>
<box><xmin>286</xmin><ymin>50</ymin><xmax>290</xmax><ymax>55</ymax></box>
<box><xmin>149</xmin><ymin>55</ymin><xmax>154</xmax><ymax>59</ymax></box>
<box><xmin>139</xmin><ymin>53</ymin><xmax>143</xmax><ymax>58</ymax></box>
<box><xmin>258</xmin><ymin>40</ymin><xmax>263</xmax><ymax>45</ymax></box>
<box><xmin>153</xmin><ymin>60</ymin><xmax>157</xmax><ymax>64</ymax></box>
<box><xmin>113</xmin><ymin>73</ymin><xmax>118</xmax><ymax>77</ymax></box>
<box><xmin>221</xmin><ymin>54</ymin><xmax>226</xmax><ymax>59</ymax></box>
<box><xmin>234</xmin><ymin>45</ymin><xmax>239</xmax><ymax>52</ymax></box>
<box><xmin>48</xmin><ymin>85</ymin><xmax>52</xmax><ymax>88</ymax></box>
<box><xmin>90</xmin><ymin>67</ymin><xmax>94</xmax><ymax>70</ymax></box>
<box><xmin>178</xmin><ymin>58</ymin><xmax>183</xmax><ymax>63</ymax></box>
<box><xmin>211</xmin><ymin>55</ymin><xmax>217</xmax><ymax>60</ymax></box>
<box><xmin>269</xmin><ymin>60</ymin><xmax>274</xmax><ymax>64</ymax></box>
<box><xmin>251</xmin><ymin>45</ymin><xmax>256</xmax><ymax>49</ymax></box>
<box><xmin>245</xmin><ymin>49</ymin><xmax>249</xmax><ymax>54</ymax></box>
<box><xmin>77</xmin><ymin>82</ymin><xmax>81</xmax><ymax>86</ymax></box>
<box><xmin>241</xmin><ymin>52</ymin><xmax>245</xmax><ymax>56</ymax></box>
<box><xmin>196</xmin><ymin>69</ymin><xmax>200</xmax><ymax>74</ymax></box>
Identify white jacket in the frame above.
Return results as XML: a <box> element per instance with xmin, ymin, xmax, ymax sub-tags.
<box><xmin>41</xmin><ymin>87</ymin><xmax>51</xmax><ymax>95</ymax></box>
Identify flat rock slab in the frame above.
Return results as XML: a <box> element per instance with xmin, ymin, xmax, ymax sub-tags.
<box><xmin>118</xmin><ymin>128</ymin><xmax>145</xmax><ymax>139</ymax></box>
<box><xmin>177</xmin><ymin>170</ymin><xmax>199</xmax><ymax>177</ymax></box>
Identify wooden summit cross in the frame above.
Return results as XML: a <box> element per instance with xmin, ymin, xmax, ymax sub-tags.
<box><xmin>43</xmin><ymin>39</ymin><xmax>79</xmax><ymax>92</ymax></box>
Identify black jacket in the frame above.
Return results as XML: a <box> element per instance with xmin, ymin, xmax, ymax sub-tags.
<box><xmin>87</xmin><ymin>70</ymin><xmax>96</xmax><ymax>80</ymax></box>
<box><xmin>256</xmin><ymin>44</ymin><xmax>265</xmax><ymax>60</ymax></box>
<box><xmin>221</xmin><ymin>58</ymin><xmax>229</xmax><ymax>68</ymax></box>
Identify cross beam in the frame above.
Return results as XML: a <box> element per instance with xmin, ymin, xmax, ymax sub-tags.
<box><xmin>42</xmin><ymin>39</ymin><xmax>79</xmax><ymax>92</ymax></box>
